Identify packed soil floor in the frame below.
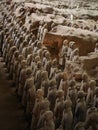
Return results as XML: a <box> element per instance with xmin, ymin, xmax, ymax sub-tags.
<box><xmin>0</xmin><ymin>56</ymin><xmax>28</xmax><ymax>130</ymax></box>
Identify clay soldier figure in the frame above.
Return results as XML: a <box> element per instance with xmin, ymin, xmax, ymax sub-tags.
<box><xmin>86</xmin><ymin>80</ymin><xmax>96</xmax><ymax>107</ymax></box>
<box><xmin>34</xmin><ymin>61</ymin><xmax>43</xmax><ymax>89</ymax></box>
<box><xmin>61</xmin><ymin>99</ymin><xmax>73</xmax><ymax>130</ymax></box>
<box><xmin>38</xmin><ymin>109</ymin><xmax>55</xmax><ymax>130</ymax></box>
<box><xmin>41</xmin><ymin>23</ymin><xmax>48</xmax><ymax>44</ymax></box>
<box><xmin>85</xmin><ymin>107</ymin><xmax>98</xmax><ymax>130</ymax></box>
<box><xmin>12</xmin><ymin>50</ymin><xmax>19</xmax><ymax>83</ymax></box>
<box><xmin>37</xmin><ymin>21</ymin><xmax>44</xmax><ymax>41</ymax></box>
<box><xmin>43</xmin><ymin>51</ymin><xmax>51</xmax><ymax>68</ymax></box>
<box><xmin>49</xmin><ymin>58</ymin><xmax>58</xmax><ymax>80</ymax></box>
<box><xmin>35</xmin><ymin>41</ymin><xmax>42</xmax><ymax>53</ymax></box>
<box><xmin>37</xmin><ymin>98</ymin><xmax>50</xmax><ymax>130</ymax></box>
<box><xmin>60</xmin><ymin>40</ymin><xmax>68</xmax><ymax>57</ymax></box>
<box><xmin>26</xmin><ymin>77</ymin><xmax>36</xmax><ymax>126</ymax></box>
<box><xmin>67</xmin><ymin>41</ymin><xmax>76</xmax><ymax>60</ymax></box>
<box><xmin>41</xmin><ymin>71</ymin><xmax>50</xmax><ymax>97</ymax></box>
<box><xmin>22</xmin><ymin>67</ymin><xmax>34</xmax><ymax>111</ymax></box>
<box><xmin>43</xmin><ymin>110</ymin><xmax>55</xmax><ymax>130</ymax></box>
<box><xmin>45</xmin><ymin>55</ymin><xmax>52</xmax><ymax>77</ymax></box>
<box><xmin>7</xmin><ymin>46</ymin><xmax>17</xmax><ymax>74</ymax></box>
<box><xmin>15</xmin><ymin>35</ymin><xmax>23</xmax><ymax>50</ymax></box>
<box><xmin>38</xmin><ymin>49</ymin><xmax>43</xmax><ymax>62</ymax></box>
<box><xmin>74</xmin><ymin>91</ymin><xmax>87</xmax><ymax>126</ymax></box>
<box><xmin>74</xmin><ymin>122</ymin><xmax>85</xmax><ymax>130</ymax></box>
<box><xmin>47</xmin><ymin>78</ymin><xmax>57</xmax><ymax>111</ymax></box>
<box><xmin>94</xmin><ymin>43</ymin><xmax>98</xmax><ymax>53</ymax></box>
<box><xmin>2</xmin><ymin>32</ymin><xmax>9</xmax><ymax>60</ymax></box>
<box><xmin>33</xmin><ymin>56</ymin><xmax>40</xmax><ymax>76</ymax></box>
<box><xmin>59</xmin><ymin>72</ymin><xmax>69</xmax><ymax>99</ymax></box>
<box><xmin>26</xmin><ymin>53</ymin><xmax>33</xmax><ymax>66</ymax></box>
<box><xmin>43</xmin><ymin>51</ymin><xmax>50</xmax><ymax>71</ymax></box>
<box><xmin>28</xmin><ymin>34</ymin><xmax>35</xmax><ymax>46</ymax></box>
<box><xmin>59</xmin><ymin>39</ymin><xmax>68</xmax><ymax>70</ymax></box>
<box><xmin>55</xmin><ymin>70</ymin><xmax>63</xmax><ymax>89</ymax></box>
<box><xmin>18</xmin><ymin>60</ymin><xmax>27</xmax><ymax>99</ymax></box>
<box><xmin>56</xmin><ymin>125</ymin><xmax>63</xmax><ymax>130</ymax></box>
<box><xmin>22</xmin><ymin>46</ymin><xmax>28</xmax><ymax>59</ymax></box>
<box><xmin>15</xmin><ymin>55</ymin><xmax>25</xmax><ymax>91</ymax></box>
<box><xmin>72</xmin><ymin>48</ymin><xmax>80</xmax><ymax>63</ymax></box>
<box><xmin>14</xmin><ymin>33</ymin><xmax>20</xmax><ymax>47</ymax></box>
<box><xmin>60</xmin><ymin>54</ymin><xmax>66</xmax><ymax>71</ymax></box>
<box><xmin>80</xmin><ymin>72</ymin><xmax>89</xmax><ymax>93</ymax></box>
<box><xmin>31</xmin><ymin>40</ymin><xmax>38</xmax><ymax>54</ymax></box>
<box><xmin>32</xmin><ymin>41</ymin><xmax>39</xmax><ymax>52</ymax></box>
<box><xmin>64</xmin><ymin>62</ymin><xmax>74</xmax><ymax>80</ymax></box>
<box><xmin>0</xmin><ymin>25</ymin><xmax>3</xmax><ymax>56</ymax></box>
<box><xmin>3</xmin><ymin>33</ymin><xmax>11</xmax><ymax>54</ymax></box>
<box><xmin>5</xmin><ymin>38</ymin><xmax>13</xmax><ymax>66</ymax></box>
<box><xmin>93</xmin><ymin>87</ymin><xmax>98</xmax><ymax>108</ymax></box>
<box><xmin>70</xmin><ymin>47</ymin><xmax>79</xmax><ymax>61</ymax></box>
<box><xmin>54</xmin><ymin>89</ymin><xmax>65</xmax><ymax>129</ymax></box>
<box><xmin>19</xmin><ymin>40</ymin><xmax>28</xmax><ymax>54</ymax></box>
<box><xmin>67</xmin><ymin>79</ymin><xmax>77</xmax><ymax>114</ymax></box>
<box><xmin>31</xmin><ymin>53</ymin><xmax>37</xmax><ymax>70</ymax></box>
<box><xmin>31</xmin><ymin>89</ymin><xmax>44</xmax><ymax>130</ymax></box>
<box><xmin>42</xmin><ymin>50</ymin><xmax>49</xmax><ymax>67</ymax></box>
<box><xmin>26</xmin><ymin>46</ymin><xmax>33</xmax><ymax>58</ymax></box>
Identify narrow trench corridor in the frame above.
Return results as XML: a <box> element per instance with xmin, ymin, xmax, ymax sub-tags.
<box><xmin>0</xmin><ymin>56</ymin><xmax>28</xmax><ymax>130</ymax></box>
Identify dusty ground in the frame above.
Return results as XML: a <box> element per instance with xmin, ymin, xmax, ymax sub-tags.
<box><xmin>0</xmin><ymin>57</ymin><xmax>28</xmax><ymax>130</ymax></box>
